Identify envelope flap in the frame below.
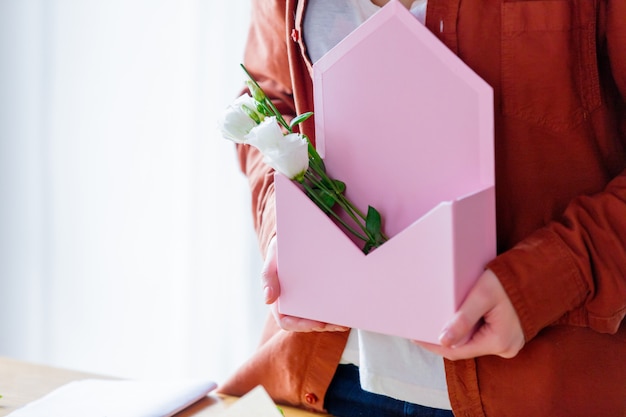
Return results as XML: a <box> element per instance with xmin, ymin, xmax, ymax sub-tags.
<box><xmin>313</xmin><ymin>0</ymin><xmax>494</xmax><ymax>238</ymax></box>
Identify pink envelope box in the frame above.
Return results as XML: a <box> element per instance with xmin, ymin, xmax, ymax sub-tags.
<box><xmin>275</xmin><ymin>0</ymin><xmax>496</xmax><ymax>344</ymax></box>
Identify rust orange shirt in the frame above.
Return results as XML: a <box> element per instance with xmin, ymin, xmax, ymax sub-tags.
<box><xmin>220</xmin><ymin>0</ymin><xmax>626</xmax><ymax>415</ymax></box>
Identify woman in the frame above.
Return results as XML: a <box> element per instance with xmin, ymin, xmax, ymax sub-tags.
<box><xmin>220</xmin><ymin>0</ymin><xmax>626</xmax><ymax>416</ymax></box>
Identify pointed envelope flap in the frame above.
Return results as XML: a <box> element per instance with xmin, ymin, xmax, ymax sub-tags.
<box><xmin>313</xmin><ymin>0</ymin><xmax>494</xmax><ymax>238</ymax></box>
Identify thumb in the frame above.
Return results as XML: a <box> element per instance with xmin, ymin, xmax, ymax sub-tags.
<box><xmin>261</xmin><ymin>236</ymin><xmax>280</xmax><ymax>304</ymax></box>
<box><xmin>439</xmin><ymin>270</ymin><xmax>496</xmax><ymax>347</ymax></box>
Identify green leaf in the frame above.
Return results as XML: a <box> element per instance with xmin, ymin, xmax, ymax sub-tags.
<box><xmin>363</xmin><ymin>206</ymin><xmax>386</xmax><ymax>254</ymax></box>
<box><xmin>306</xmin><ymin>187</ymin><xmax>336</xmax><ymax>213</ymax></box>
<box><xmin>289</xmin><ymin>111</ymin><xmax>314</xmax><ymax>129</ymax></box>
<box><xmin>333</xmin><ymin>179</ymin><xmax>346</xmax><ymax>194</ymax></box>
<box><xmin>365</xmin><ymin>206</ymin><xmax>382</xmax><ymax>238</ymax></box>
<box><xmin>319</xmin><ymin>189</ymin><xmax>337</xmax><ymax>209</ymax></box>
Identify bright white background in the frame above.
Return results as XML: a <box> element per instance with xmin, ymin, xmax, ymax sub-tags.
<box><xmin>0</xmin><ymin>0</ymin><xmax>267</xmax><ymax>383</ymax></box>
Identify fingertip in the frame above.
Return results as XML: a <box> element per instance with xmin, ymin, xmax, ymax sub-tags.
<box><xmin>331</xmin><ymin>325</ymin><xmax>350</xmax><ymax>332</ymax></box>
<box><xmin>278</xmin><ymin>315</ymin><xmax>295</xmax><ymax>330</ymax></box>
<box><xmin>263</xmin><ymin>285</ymin><xmax>275</xmax><ymax>304</ymax></box>
<box><xmin>438</xmin><ymin>328</ymin><xmax>455</xmax><ymax>347</ymax></box>
<box><xmin>438</xmin><ymin>321</ymin><xmax>463</xmax><ymax>348</ymax></box>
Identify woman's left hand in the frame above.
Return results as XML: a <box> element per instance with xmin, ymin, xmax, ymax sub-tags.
<box><xmin>415</xmin><ymin>269</ymin><xmax>525</xmax><ymax>360</ymax></box>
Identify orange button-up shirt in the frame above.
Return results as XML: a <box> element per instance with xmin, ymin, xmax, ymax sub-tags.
<box><xmin>220</xmin><ymin>0</ymin><xmax>626</xmax><ymax>415</ymax></box>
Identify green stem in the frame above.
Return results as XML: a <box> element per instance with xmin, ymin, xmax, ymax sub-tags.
<box><xmin>307</xmin><ymin>167</ymin><xmax>389</xmax><ymax>243</ymax></box>
<box><xmin>302</xmin><ymin>182</ymin><xmax>370</xmax><ymax>243</ymax></box>
<box><xmin>303</xmin><ymin>170</ymin><xmax>376</xmax><ymax>243</ymax></box>
<box><xmin>304</xmin><ymin>168</ymin><xmax>361</xmax><ymax>224</ymax></box>
<box><xmin>306</xmin><ymin>140</ymin><xmax>325</xmax><ymax>173</ymax></box>
<box><xmin>265</xmin><ymin>97</ymin><xmax>291</xmax><ymax>132</ymax></box>
<box><xmin>305</xmin><ymin>157</ymin><xmax>368</xmax><ymax>221</ymax></box>
<box><xmin>240</xmin><ymin>64</ymin><xmax>291</xmax><ymax>132</ymax></box>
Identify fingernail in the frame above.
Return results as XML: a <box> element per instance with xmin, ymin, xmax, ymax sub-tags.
<box><xmin>439</xmin><ymin>327</ymin><xmax>454</xmax><ymax>347</ymax></box>
<box><xmin>332</xmin><ymin>325</ymin><xmax>349</xmax><ymax>332</ymax></box>
<box><xmin>263</xmin><ymin>286</ymin><xmax>273</xmax><ymax>303</ymax></box>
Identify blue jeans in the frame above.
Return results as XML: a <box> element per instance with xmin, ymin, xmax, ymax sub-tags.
<box><xmin>324</xmin><ymin>364</ymin><xmax>454</xmax><ymax>417</ymax></box>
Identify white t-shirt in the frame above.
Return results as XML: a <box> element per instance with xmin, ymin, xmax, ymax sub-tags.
<box><xmin>303</xmin><ymin>0</ymin><xmax>452</xmax><ymax>411</ymax></box>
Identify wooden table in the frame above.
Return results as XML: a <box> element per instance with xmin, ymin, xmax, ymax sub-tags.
<box><xmin>0</xmin><ymin>357</ymin><xmax>328</xmax><ymax>417</ymax></box>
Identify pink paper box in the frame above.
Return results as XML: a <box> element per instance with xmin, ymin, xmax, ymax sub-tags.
<box><xmin>275</xmin><ymin>0</ymin><xmax>495</xmax><ymax>343</ymax></box>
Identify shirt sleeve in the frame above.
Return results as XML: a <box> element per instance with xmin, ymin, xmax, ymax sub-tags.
<box><xmin>236</xmin><ymin>0</ymin><xmax>296</xmax><ymax>258</ymax></box>
<box><xmin>487</xmin><ymin>0</ymin><xmax>626</xmax><ymax>342</ymax></box>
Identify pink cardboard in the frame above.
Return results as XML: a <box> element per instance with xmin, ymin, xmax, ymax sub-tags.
<box><xmin>275</xmin><ymin>0</ymin><xmax>495</xmax><ymax>343</ymax></box>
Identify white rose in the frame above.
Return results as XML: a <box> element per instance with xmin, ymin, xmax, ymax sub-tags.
<box><xmin>218</xmin><ymin>94</ymin><xmax>261</xmax><ymax>143</ymax></box>
<box><xmin>244</xmin><ymin>116</ymin><xmax>283</xmax><ymax>151</ymax></box>
<box><xmin>246</xmin><ymin>117</ymin><xmax>309</xmax><ymax>181</ymax></box>
<box><xmin>262</xmin><ymin>132</ymin><xmax>309</xmax><ymax>181</ymax></box>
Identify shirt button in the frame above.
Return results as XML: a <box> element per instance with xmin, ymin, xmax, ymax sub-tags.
<box><xmin>291</xmin><ymin>29</ymin><xmax>300</xmax><ymax>42</ymax></box>
<box><xmin>304</xmin><ymin>392</ymin><xmax>318</xmax><ymax>404</ymax></box>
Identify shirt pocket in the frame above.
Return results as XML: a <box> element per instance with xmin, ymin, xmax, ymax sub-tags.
<box><xmin>501</xmin><ymin>0</ymin><xmax>601</xmax><ymax>133</ymax></box>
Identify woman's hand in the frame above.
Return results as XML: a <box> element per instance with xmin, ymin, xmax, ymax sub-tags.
<box><xmin>415</xmin><ymin>269</ymin><xmax>525</xmax><ymax>360</ymax></box>
<box><xmin>262</xmin><ymin>236</ymin><xmax>349</xmax><ymax>332</ymax></box>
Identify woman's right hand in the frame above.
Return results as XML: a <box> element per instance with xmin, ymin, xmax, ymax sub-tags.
<box><xmin>262</xmin><ymin>236</ymin><xmax>349</xmax><ymax>332</ymax></box>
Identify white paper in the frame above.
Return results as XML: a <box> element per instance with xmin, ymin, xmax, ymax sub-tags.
<box><xmin>219</xmin><ymin>386</ymin><xmax>283</xmax><ymax>417</ymax></box>
<box><xmin>8</xmin><ymin>378</ymin><xmax>217</xmax><ymax>417</ymax></box>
